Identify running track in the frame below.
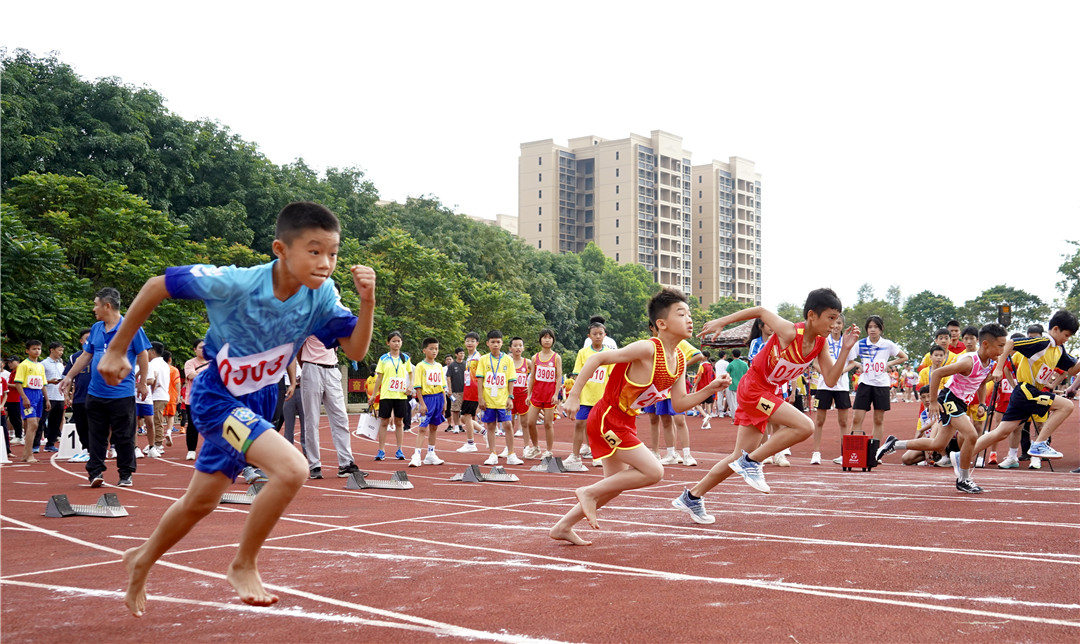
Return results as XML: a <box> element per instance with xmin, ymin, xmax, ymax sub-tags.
<box><xmin>2</xmin><ymin>403</ymin><xmax>1078</xmax><ymax>643</ymax></box>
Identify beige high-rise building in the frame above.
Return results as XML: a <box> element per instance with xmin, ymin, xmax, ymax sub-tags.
<box><xmin>692</xmin><ymin>158</ymin><xmax>762</xmax><ymax>306</ymax></box>
<box><xmin>519</xmin><ymin>132</ymin><xmax>760</xmax><ymax>308</ymax></box>
<box><xmin>519</xmin><ymin>131</ymin><xmax>693</xmax><ymax>293</ymax></box>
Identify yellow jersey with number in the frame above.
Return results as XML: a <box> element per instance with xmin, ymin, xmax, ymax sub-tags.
<box><xmin>573</xmin><ymin>345</ymin><xmax>613</xmax><ymax>407</ymax></box>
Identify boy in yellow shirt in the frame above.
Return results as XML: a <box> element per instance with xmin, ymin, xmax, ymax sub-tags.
<box><xmin>568</xmin><ymin>322</ymin><xmax>612</xmax><ymax>467</ymax></box>
<box><xmin>475</xmin><ymin>330</ymin><xmax>521</xmax><ymax>466</ymax></box>
<box><xmin>410</xmin><ymin>337</ymin><xmax>446</xmax><ymax>467</ymax></box>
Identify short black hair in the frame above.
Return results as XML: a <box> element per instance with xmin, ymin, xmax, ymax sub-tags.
<box><xmin>934</xmin><ymin>328</ymin><xmax>949</xmax><ymax>339</ymax></box>
<box><xmin>919</xmin><ymin>385</ymin><xmax>931</xmax><ymax>395</ymax></box>
<box><xmin>78</xmin><ymin>328</ymin><xmax>91</xmax><ymax>339</ymax></box>
<box><xmin>162</xmin><ymin>350</ymin><xmax>172</xmax><ymax>362</ymax></box>
<box><xmin>454</xmin><ymin>347</ymin><xmax>464</xmax><ymax>354</ymax></box>
<box><xmin>387</xmin><ymin>330</ymin><xmax>402</xmax><ymax>341</ymax></box>
<box><xmin>947</xmin><ymin>320</ymin><xmax>960</xmax><ymax>328</ymax></box>
<box><xmin>150</xmin><ymin>341</ymin><xmax>165</xmax><ymax>356</ymax></box>
<box><xmin>961</xmin><ymin>325</ymin><xmax>979</xmax><ymax>338</ymax></box>
<box><xmin>421</xmin><ymin>337</ymin><xmax>438</xmax><ymax>349</ymax></box>
<box><xmin>648</xmin><ymin>287</ymin><xmax>688</xmax><ymax>325</ymax></box>
<box><xmin>978</xmin><ymin>323</ymin><xmax>1007</xmax><ymax>343</ymax></box>
<box><xmin>538</xmin><ymin>328</ymin><xmax>554</xmax><ymax>341</ymax></box>
<box><xmin>929</xmin><ymin>345</ymin><xmax>946</xmax><ymax>355</ymax></box>
<box><xmin>465</xmin><ymin>332</ymin><xmax>481</xmax><ymax>341</ymax></box>
<box><xmin>25</xmin><ymin>339</ymin><xmax>42</xmax><ymax>349</ymax></box>
<box><xmin>487</xmin><ymin>329</ymin><xmax>503</xmax><ymax>340</ymax></box>
<box><xmin>865</xmin><ymin>315</ymin><xmax>884</xmax><ymax>332</ymax></box>
<box><xmin>803</xmin><ymin>288</ymin><xmax>842</xmax><ymax>318</ymax></box>
<box><xmin>48</xmin><ymin>341</ymin><xmax>63</xmax><ymax>351</ymax></box>
<box><xmin>1010</xmin><ymin>333</ymin><xmax>1025</xmax><ymax>340</ymax></box>
<box><xmin>95</xmin><ymin>287</ymin><xmax>121</xmax><ymax>311</ymax></box>
<box><xmin>275</xmin><ymin>202</ymin><xmax>340</xmax><ymax>245</ymax></box>
<box><xmin>1048</xmin><ymin>310</ymin><xmax>1079</xmax><ymax>334</ymax></box>
<box><xmin>731</xmin><ymin>348</ymin><xmax>741</xmax><ymax>358</ymax></box>
<box><xmin>589</xmin><ymin>315</ymin><xmax>606</xmax><ymax>326</ymax></box>
<box><xmin>510</xmin><ymin>336</ymin><xmax>524</xmax><ymax>345</ymax></box>
<box><xmin>1027</xmin><ymin>323</ymin><xmax>1045</xmax><ymax>335</ymax></box>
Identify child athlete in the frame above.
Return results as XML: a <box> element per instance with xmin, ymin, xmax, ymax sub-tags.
<box><xmin>550</xmin><ymin>288</ymin><xmax>729</xmax><ymax>545</ymax></box>
<box><xmin>672</xmin><ymin>289</ymin><xmax>859</xmax><ymax>524</ymax></box>
<box><xmin>98</xmin><ymin>202</ymin><xmax>376</xmax><ymax>616</ymax></box>
<box><xmin>524</xmin><ymin>329</ymin><xmax>562</xmax><ymax>459</ymax></box>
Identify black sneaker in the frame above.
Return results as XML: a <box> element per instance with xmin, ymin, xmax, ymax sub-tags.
<box><xmin>89</xmin><ymin>473</ymin><xmax>105</xmax><ymax>488</ymax></box>
<box><xmin>956</xmin><ymin>479</ymin><xmax>983</xmax><ymax>494</ymax></box>
<box><xmin>118</xmin><ymin>476</ymin><xmax>133</xmax><ymax>487</ymax></box>
<box><xmin>309</xmin><ymin>467</ymin><xmax>323</xmax><ymax>480</ymax></box>
<box><xmin>876</xmin><ymin>435</ymin><xmax>898</xmax><ymax>461</ymax></box>
<box><xmin>338</xmin><ymin>462</ymin><xmax>360</xmax><ymax>478</ymax></box>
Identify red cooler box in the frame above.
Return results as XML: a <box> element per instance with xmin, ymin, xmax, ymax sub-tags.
<box><xmin>841</xmin><ymin>432</ymin><xmax>879</xmax><ymax>471</ymax></box>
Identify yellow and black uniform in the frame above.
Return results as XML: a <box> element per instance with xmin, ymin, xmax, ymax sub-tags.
<box><xmin>1001</xmin><ymin>337</ymin><xmax>1077</xmax><ymax>423</ymax></box>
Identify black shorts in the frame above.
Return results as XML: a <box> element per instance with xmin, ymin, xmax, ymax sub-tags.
<box><xmin>378</xmin><ymin>398</ymin><xmax>410</xmax><ymax>420</ymax></box>
<box><xmin>937</xmin><ymin>389</ymin><xmax>969</xmax><ymax>426</ymax></box>
<box><xmin>1001</xmin><ymin>383</ymin><xmax>1054</xmax><ymax>423</ymax></box>
<box><xmin>853</xmin><ymin>384</ymin><xmax>891</xmax><ymax>411</ymax></box>
<box><xmin>460</xmin><ymin>400</ymin><xmax>479</xmax><ymax>417</ymax></box>
<box><xmin>814</xmin><ymin>389</ymin><xmax>852</xmax><ymax>410</ymax></box>
<box><xmin>704</xmin><ymin>394</ymin><xmax>715</xmax><ymax>404</ymax></box>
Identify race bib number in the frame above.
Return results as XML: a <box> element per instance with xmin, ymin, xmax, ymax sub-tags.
<box><xmin>1035</xmin><ymin>364</ymin><xmax>1057</xmax><ymax>385</ymax></box>
<box><xmin>484</xmin><ymin>372</ymin><xmax>507</xmax><ymax>388</ymax></box>
<box><xmin>425</xmin><ymin>370</ymin><xmax>443</xmax><ymax>386</ymax></box>
<box><xmin>387</xmin><ymin>377</ymin><xmax>408</xmax><ymax>393</ymax></box>
<box><xmin>589</xmin><ymin>367</ymin><xmax>607</xmax><ymax>384</ymax></box>
<box><xmin>216</xmin><ymin>342</ymin><xmax>292</xmax><ymax>397</ymax></box>
<box><xmin>602</xmin><ymin>429</ymin><xmax>622</xmax><ymax>448</ymax></box>
<box><xmin>536</xmin><ymin>365</ymin><xmax>557</xmax><ymax>382</ymax></box>
<box><xmin>756</xmin><ymin>397</ymin><xmax>777</xmax><ymax>416</ymax></box>
<box><xmin>865</xmin><ymin>361</ymin><xmax>886</xmax><ymax>374</ymax></box>
<box><xmin>765</xmin><ymin>358</ymin><xmax>807</xmax><ymax>386</ymax></box>
<box><xmin>943</xmin><ymin>400</ymin><xmax>959</xmax><ymax>415</ymax></box>
<box><xmin>222</xmin><ymin>408</ymin><xmax>255</xmax><ymax>454</ymax></box>
<box><xmin>24</xmin><ymin>375</ymin><xmax>44</xmax><ymax>389</ymax></box>
<box><xmin>630</xmin><ymin>383</ymin><xmax>673</xmax><ymax>411</ymax></box>
<box><xmin>999</xmin><ymin>379</ymin><xmax>1014</xmax><ymax>395</ymax></box>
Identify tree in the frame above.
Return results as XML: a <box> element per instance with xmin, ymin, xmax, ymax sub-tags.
<box><xmin>776</xmin><ymin>302</ymin><xmax>803</xmax><ymax>323</ymax></box>
<box><xmin>705</xmin><ymin>296</ymin><xmax>747</xmax><ymax>321</ymax></box>
<box><xmin>901</xmin><ymin>290</ymin><xmax>958</xmax><ymax>356</ymax></box>
<box><xmin>959</xmin><ymin>285</ymin><xmax>1048</xmax><ymax>334</ymax></box>
<box><xmin>856</xmin><ymin>283</ymin><xmax>875</xmax><ymax>304</ymax></box>
<box><xmin>1057</xmin><ymin>240</ymin><xmax>1080</xmax><ymax>312</ymax></box>
<box><xmin>845</xmin><ymin>300</ymin><xmax>908</xmax><ymax>350</ymax></box>
<box><xmin>885</xmin><ymin>285</ymin><xmax>902</xmax><ymax>309</ymax></box>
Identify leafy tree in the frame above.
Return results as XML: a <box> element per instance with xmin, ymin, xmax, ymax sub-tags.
<box><xmin>901</xmin><ymin>290</ymin><xmax>958</xmax><ymax>356</ymax></box>
<box><xmin>180</xmin><ymin>201</ymin><xmax>254</xmax><ymax>247</ymax></box>
<box><xmin>1057</xmin><ymin>240</ymin><xmax>1080</xmax><ymax>312</ymax></box>
<box><xmin>776</xmin><ymin>302</ymin><xmax>803</xmax><ymax>323</ymax></box>
<box><xmin>845</xmin><ymin>299</ymin><xmax>908</xmax><ymax>351</ymax></box>
<box><xmin>885</xmin><ymin>285</ymin><xmax>902</xmax><ymax>309</ymax></box>
<box><xmin>705</xmin><ymin>296</ymin><xmax>748</xmax><ymax>321</ymax></box>
<box><xmin>856</xmin><ymin>283</ymin><xmax>875</xmax><ymax>304</ymax></box>
<box><xmin>959</xmin><ymin>285</ymin><xmax>1048</xmax><ymax>334</ymax></box>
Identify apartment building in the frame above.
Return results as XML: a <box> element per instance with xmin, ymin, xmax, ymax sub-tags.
<box><xmin>691</xmin><ymin>158</ymin><xmax>762</xmax><ymax>305</ymax></box>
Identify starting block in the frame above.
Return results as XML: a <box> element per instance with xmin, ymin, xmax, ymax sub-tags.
<box><xmin>45</xmin><ymin>493</ymin><xmax>128</xmax><ymax>518</ymax></box>
<box><xmin>345</xmin><ymin>470</ymin><xmax>413</xmax><ymax>490</ymax></box>
<box><xmin>220</xmin><ymin>483</ymin><xmax>265</xmax><ymax>505</ymax></box>
<box><xmin>451</xmin><ymin>464</ymin><xmax>520</xmax><ymax>483</ymax></box>
<box><xmin>530</xmin><ymin>455</ymin><xmax>569</xmax><ymax>473</ymax></box>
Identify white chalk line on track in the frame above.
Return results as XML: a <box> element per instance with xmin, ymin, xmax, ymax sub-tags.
<box><xmin>6</xmin><ymin>446</ymin><xmax>1079</xmax><ymax>633</ymax></box>
<box><xmin>0</xmin><ymin>514</ymin><xmax>570</xmax><ymax>644</ymax></box>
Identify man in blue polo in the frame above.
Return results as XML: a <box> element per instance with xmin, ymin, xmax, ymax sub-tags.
<box><xmin>61</xmin><ymin>288</ymin><xmax>151</xmax><ymax>487</ymax></box>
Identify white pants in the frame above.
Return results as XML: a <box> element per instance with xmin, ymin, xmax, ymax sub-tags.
<box><xmin>301</xmin><ymin>365</ymin><xmax>353</xmax><ymax>470</ymax></box>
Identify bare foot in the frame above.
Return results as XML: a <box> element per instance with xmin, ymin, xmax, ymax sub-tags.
<box><xmin>123</xmin><ymin>547</ymin><xmax>148</xmax><ymax>617</ymax></box>
<box><xmin>21</xmin><ymin>456</ymin><xmax>37</xmax><ymax>463</ymax></box>
<box><xmin>575</xmin><ymin>486</ymin><xmax>599</xmax><ymax>530</ymax></box>
<box><xmin>227</xmin><ymin>563</ymin><xmax>279</xmax><ymax>607</ymax></box>
<box><xmin>548</xmin><ymin>524</ymin><xmax>592</xmax><ymax>546</ymax></box>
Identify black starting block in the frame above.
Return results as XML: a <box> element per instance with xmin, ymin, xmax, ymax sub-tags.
<box><xmin>345</xmin><ymin>470</ymin><xmax>413</xmax><ymax>490</ymax></box>
<box><xmin>45</xmin><ymin>493</ymin><xmax>128</xmax><ymax>518</ymax></box>
<box><xmin>451</xmin><ymin>464</ymin><xmax>520</xmax><ymax>483</ymax></box>
<box><xmin>220</xmin><ymin>483</ymin><xmax>265</xmax><ymax>505</ymax></box>
<box><xmin>841</xmin><ymin>432</ymin><xmax>880</xmax><ymax>472</ymax></box>
<box><xmin>530</xmin><ymin>455</ymin><xmax>568</xmax><ymax>473</ymax></box>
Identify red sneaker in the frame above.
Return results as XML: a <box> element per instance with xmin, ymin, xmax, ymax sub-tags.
<box><xmin>988</xmin><ymin>452</ymin><xmax>998</xmax><ymax>465</ymax></box>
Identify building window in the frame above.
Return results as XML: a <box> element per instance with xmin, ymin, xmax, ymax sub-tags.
<box><xmin>615</xmin><ymin>185</ymin><xmax>620</xmax><ymax>194</ymax></box>
<box><xmin>616</xmin><ymin>168</ymin><xmax>620</xmax><ymax>177</ymax></box>
<box><xmin>538</xmin><ymin>156</ymin><xmax>542</xmax><ymax>166</ymax></box>
<box><xmin>538</xmin><ymin>190</ymin><xmax>542</xmax><ymax>199</ymax></box>
<box><xmin>615</xmin><ymin>202</ymin><xmax>620</xmax><ymax>211</ymax></box>
<box><xmin>615</xmin><ymin>151</ymin><xmax>619</xmax><ymax>160</ymax></box>
<box><xmin>699</xmin><ymin>282</ymin><xmax>703</xmax><ymax>290</ymax></box>
<box><xmin>538</xmin><ymin>223</ymin><xmax>542</xmax><ymax>232</ymax></box>
<box><xmin>698</xmin><ymin>175</ymin><xmax>702</xmax><ymax>183</ymax></box>
<box><xmin>698</xmin><ymin>250</ymin><xmax>702</xmax><ymax>259</ymax></box>
<box><xmin>616</xmin><ymin>253</ymin><xmax>620</xmax><ymax>262</ymax></box>
<box><xmin>698</xmin><ymin>205</ymin><xmax>702</xmax><ymax>214</ymax></box>
<box><xmin>538</xmin><ymin>240</ymin><xmax>542</xmax><ymax>249</ymax></box>
<box><xmin>538</xmin><ymin>206</ymin><xmax>542</xmax><ymax>215</ymax></box>
<box><xmin>615</xmin><ymin>219</ymin><xmax>619</xmax><ymax>228</ymax></box>
<box><xmin>616</xmin><ymin>236</ymin><xmax>619</xmax><ymax>245</ymax></box>
<box><xmin>698</xmin><ymin>220</ymin><xmax>702</xmax><ymax>229</ymax></box>
<box><xmin>698</xmin><ymin>190</ymin><xmax>702</xmax><ymax>198</ymax></box>
<box><xmin>698</xmin><ymin>235</ymin><xmax>702</xmax><ymax>243</ymax></box>
<box><xmin>538</xmin><ymin>173</ymin><xmax>542</xmax><ymax>182</ymax></box>
<box><xmin>699</xmin><ymin>266</ymin><xmax>703</xmax><ymax>274</ymax></box>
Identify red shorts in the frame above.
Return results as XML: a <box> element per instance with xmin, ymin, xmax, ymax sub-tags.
<box><xmin>585</xmin><ymin>402</ymin><xmax>643</xmax><ymax>460</ymax></box>
<box><xmin>733</xmin><ymin>377</ymin><xmax>784</xmax><ymax>433</ymax></box>
<box><xmin>530</xmin><ymin>399</ymin><xmax>556</xmax><ymax>410</ymax></box>
<box><xmin>512</xmin><ymin>392</ymin><xmax>529</xmax><ymax>415</ymax></box>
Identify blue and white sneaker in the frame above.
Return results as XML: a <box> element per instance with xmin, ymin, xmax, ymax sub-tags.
<box><xmin>876</xmin><ymin>435</ymin><xmax>898</xmax><ymax>461</ymax></box>
<box><xmin>395</xmin><ymin>448</ymin><xmax>405</xmax><ymax>460</ymax></box>
<box><xmin>672</xmin><ymin>488</ymin><xmax>715</xmax><ymax>524</ymax></box>
<box><xmin>729</xmin><ymin>451</ymin><xmax>770</xmax><ymax>494</ymax></box>
<box><xmin>1027</xmin><ymin>441</ymin><xmax>1062</xmax><ymax>459</ymax></box>
<box><xmin>374</xmin><ymin>450</ymin><xmax>385</xmax><ymax>461</ymax></box>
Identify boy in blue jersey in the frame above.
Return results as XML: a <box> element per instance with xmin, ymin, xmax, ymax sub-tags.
<box><xmin>97</xmin><ymin>202</ymin><xmax>376</xmax><ymax>617</ymax></box>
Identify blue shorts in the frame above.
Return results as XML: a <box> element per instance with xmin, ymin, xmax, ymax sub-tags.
<box><xmin>654</xmin><ymin>399</ymin><xmax>683</xmax><ymax>416</ymax></box>
<box><xmin>21</xmin><ymin>389</ymin><xmax>44</xmax><ymax>419</ymax></box>
<box><xmin>421</xmin><ymin>393</ymin><xmax>446</xmax><ymax>427</ymax></box>
<box><xmin>575</xmin><ymin>404</ymin><xmax>594</xmax><ymax>421</ymax></box>
<box><xmin>642</xmin><ymin>404</ymin><xmax>657</xmax><ymax>414</ymax></box>
<box><xmin>481</xmin><ymin>408</ymin><xmax>511</xmax><ymax>424</ymax></box>
<box><xmin>190</xmin><ymin>367</ymin><xmax>276</xmax><ymax>481</ymax></box>
<box><xmin>136</xmin><ymin>403</ymin><xmax>154</xmax><ymax>417</ymax></box>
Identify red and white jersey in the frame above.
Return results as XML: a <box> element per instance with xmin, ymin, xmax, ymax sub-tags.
<box><xmin>531</xmin><ymin>352</ymin><xmax>558</xmax><ymax>404</ymax></box>
<box><xmin>747</xmin><ymin>322</ymin><xmax>826</xmax><ymax>389</ymax></box>
<box><xmin>513</xmin><ymin>359</ymin><xmax>530</xmax><ymax>396</ymax></box>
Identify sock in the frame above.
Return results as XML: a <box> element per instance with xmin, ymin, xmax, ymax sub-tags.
<box><xmin>427</xmin><ymin>446</ymin><xmax>435</xmax><ymax>453</ymax></box>
<box><xmin>666</xmin><ymin>447</ymin><xmax>676</xmax><ymax>457</ymax></box>
<box><xmin>963</xmin><ymin>467</ymin><xmax>973</xmax><ymax>480</ymax></box>
<box><xmin>686</xmin><ymin>490</ymin><xmax>701</xmax><ymax>500</ymax></box>
<box><xmin>466</xmin><ymin>439</ymin><xmax>474</xmax><ymax>444</ymax></box>
<box><xmin>1009</xmin><ymin>447</ymin><xmax>1019</xmax><ymax>458</ymax></box>
<box><xmin>682</xmin><ymin>447</ymin><xmax>691</xmax><ymax>457</ymax></box>
<box><xmin>895</xmin><ymin>440</ymin><xmax>908</xmax><ymax>449</ymax></box>
<box><xmin>414</xmin><ymin>448</ymin><xmax>422</xmax><ymax>456</ymax></box>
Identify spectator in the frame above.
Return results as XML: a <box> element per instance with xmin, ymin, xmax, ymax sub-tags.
<box><xmin>42</xmin><ymin>341</ymin><xmax>67</xmax><ymax>452</ymax></box>
<box><xmin>299</xmin><ymin>335</ymin><xmax>356</xmax><ymax>479</ymax></box>
<box><xmin>62</xmin><ymin>329</ymin><xmax>93</xmax><ymax>462</ymax></box>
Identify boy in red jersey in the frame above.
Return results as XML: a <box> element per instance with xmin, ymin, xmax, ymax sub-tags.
<box><xmin>672</xmin><ymin>289</ymin><xmax>859</xmax><ymax>524</ymax></box>
<box><xmin>550</xmin><ymin>288</ymin><xmax>729</xmax><ymax>545</ymax></box>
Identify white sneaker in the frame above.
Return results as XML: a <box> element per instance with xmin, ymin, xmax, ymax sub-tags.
<box><xmin>484</xmin><ymin>452</ymin><xmax>499</xmax><ymax>466</ymax></box>
<box><xmin>592</xmin><ymin>458</ymin><xmax>603</xmax><ymax>467</ymax></box>
<box><xmin>660</xmin><ymin>454</ymin><xmax>679</xmax><ymax>465</ymax></box>
<box><xmin>186</xmin><ymin>450</ymin><xmax>197</xmax><ymax>461</ymax></box>
<box><xmin>457</xmin><ymin>442</ymin><xmax>478</xmax><ymax>453</ymax></box>
<box><xmin>564</xmin><ymin>453</ymin><xmax>582</xmax><ymax>466</ymax></box>
<box><xmin>998</xmin><ymin>455</ymin><xmax>1020</xmax><ymax>469</ymax></box>
<box><xmin>524</xmin><ymin>445</ymin><xmax>541</xmax><ymax>459</ymax></box>
<box><xmin>409</xmin><ymin>452</ymin><xmax>422</xmax><ymax>467</ymax></box>
<box><xmin>513</xmin><ymin>429</ymin><xmax>523</xmax><ymax>437</ymax></box>
<box><xmin>147</xmin><ymin>446</ymin><xmax>163</xmax><ymax>458</ymax></box>
<box><xmin>495</xmin><ymin>429</ymin><xmax>505</xmax><ymax>437</ymax></box>
<box><xmin>683</xmin><ymin>453</ymin><xmax>698</xmax><ymax>467</ymax></box>
<box><xmin>506</xmin><ymin>453</ymin><xmax>524</xmax><ymax>466</ymax></box>
<box><xmin>1029</xmin><ymin>456</ymin><xmax>1042</xmax><ymax>470</ymax></box>
<box><xmin>832</xmin><ymin>455</ymin><xmax>843</xmax><ymax>464</ymax></box>
<box><xmin>541</xmin><ymin>449</ymin><xmax>553</xmax><ymax>459</ymax></box>
<box><xmin>810</xmin><ymin>452</ymin><xmax>821</xmax><ymax>465</ymax></box>
<box><xmin>107</xmin><ymin>447</ymin><xmax>117</xmax><ymax>459</ymax></box>
<box><xmin>134</xmin><ymin>447</ymin><xmax>145</xmax><ymax>459</ymax></box>
<box><xmin>774</xmin><ymin>453</ymin><xmax>791</xmax><ymax>467</ymax></box>
<box><xmin>579</xmin><ymin>445</ymin><xmax>593</xmax><ymax>459</ymax></box>
<box><xmin>652</xmin><ymin>450</ymin><xmax>663</xmax><ymax>461</ymax></box>
<box><xmin>701</xmin><ymin>420</ymin><xmax>711</xmax><ymax>429</ymax></box>
<box><xmin>934</xmin><ymin>454</ymin><xmax>951</xmax><ymax>467</ymax></box>
<box><xmin>423</xmin><ymin>451</ymin><xmax>444</xmax><ymax>465</ymax></box>
<box><xmin>762</xmin><ymin>455</ymin><xmax>774</xmax><ymax>465</ymax></box>
<box><xmin>11</xmin><ymin>438</ymin><xmax>24</xmax><ymax>446</ymax></box>
<box><xmin>675</xmin><ymin>452</ymin><xmax>684</xmax><ymax>464</ymax></box>
<box><xmin>498</xmin><ymin>446</ymin><xmax>509</xmax><ymax>457</ymax></box>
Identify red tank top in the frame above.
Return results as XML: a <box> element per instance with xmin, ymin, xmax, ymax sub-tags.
<box><xmin>747</xmin><ymin>322</ymin><xmax>825</xmax><ymax>388</ymax></box>
<box><xmin>531</xmin><ymin>352</ymin><xmax>558</xmax><ymax>402</ymax></box>
<box><xmin>513</xmin><ymin>359</ymin><xmax>529</xmax><ymax>394</ymax></box>
<box><xmin>600</xmin><ymin>337</ymin><xmax>685</xmax><ymax>416</ymax></box>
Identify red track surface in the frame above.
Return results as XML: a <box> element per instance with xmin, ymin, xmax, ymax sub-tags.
<box><xmin>3</xmin><ymin>403</ymin><xmax>1078</xmax><ymax>643</ymax></box>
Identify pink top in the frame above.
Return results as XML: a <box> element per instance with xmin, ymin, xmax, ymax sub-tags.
<box><xmin>947</xmin><ymin>352</ymin><xmax>993</xmax><ymax>405</ymax></box>
<box><xmin>301</xmin><ymin>335</ymin><xmax>336</xmax><ymax>366</ymax></box>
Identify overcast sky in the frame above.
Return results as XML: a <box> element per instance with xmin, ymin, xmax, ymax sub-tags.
<box><xmin>4</xmin><ymin>1</ymin><xmax>1078</xmax><ymax>314</ymax></box>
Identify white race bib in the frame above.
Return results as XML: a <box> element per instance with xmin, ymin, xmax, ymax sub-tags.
<box><xmin>765</xmin><ymin>358</ymin><xmax>808</xmax><ymax>386</ymax></box>
<box><xmin>216</xmin><ymin>342</ymin><xmax>293</xmax><ymax>397</ymax></box>
<box><xmin>536</xmin><ymin>365</ymin><xmax>557</xmax><ymax>382</ymax></box>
